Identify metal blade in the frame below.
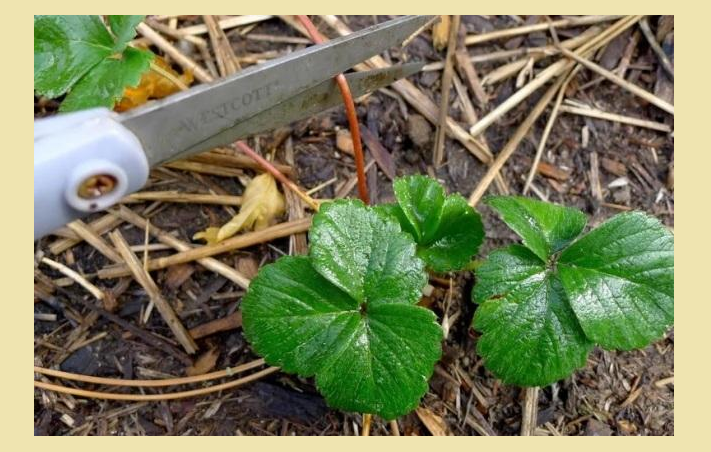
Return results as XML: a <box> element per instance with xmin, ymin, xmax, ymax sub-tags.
<box><xmin>119</xmin><ymin>15</ymin><xmax>433</xmax><ymax>166</ymax></box>
<box><xmin>169</xmin><ymin>63</ymin><xmax>423</xmax><ymax>161</ymax></box>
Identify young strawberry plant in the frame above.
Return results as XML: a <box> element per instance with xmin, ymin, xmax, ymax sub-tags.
<box><xmin>376</xmin><ymin>175</ymin><xmax>484</xmax><ymax>272</ymax></box>
<box><xmin>242</xmin><ymin>175</ymin><xmax>482</xmax><ymax>419</ymax></box>
<box><xmin>242</xmin><ymin>198</ymin><xmax>443</xmax><ymax>420</ymax></box>
<box><xmin>34</xmin><ymin>15</ymin><xmax>153</xmax><ymax>112</ymax></box>
<box><xmin>472</xmin><ymin>196</ymin><xmax>674</xmax><ymax>387</ymax></box>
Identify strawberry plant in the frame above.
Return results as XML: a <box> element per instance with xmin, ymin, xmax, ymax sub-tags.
<box><xmin>243</xmin><ymin>199</ymin><xmax>442</xmax><ymax>419</ymax></box>
<box><xmin>472</xmin><ymin>196</ymin><xmax>674</xmax><ymax>387</ymax></box>
<box><xmin>376</xmin><ymin>175</ymin><xmax>484</xmax><ymax>272</ymax></box>
<box><xmin>34</xmin><ymin>15</ymin><xmax>153</xmax><ymax>112</ymax></box>
<box><xmin>242</xmin><ymin>175</ymin><xmax>483</xmax><ymax>419</ymax></box>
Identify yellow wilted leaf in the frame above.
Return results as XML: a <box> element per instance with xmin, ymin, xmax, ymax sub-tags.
<box><xmin>115</xmin><ymin>55</ymin><xmax>194</xmax><ymax>112</ymax></box>
<box><xmin>193</xmin><ymin>173</ymin><xmax>285</xmax><ymax>244</ymax></box>
<box><xmin>193</xmin><ymin>227</ymin><xmax>220</xmax><ymax>245</ymax></box>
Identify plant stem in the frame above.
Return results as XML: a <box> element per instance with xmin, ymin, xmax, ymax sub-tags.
<box><xmin>520</xmin><ymin>386</ymin><xmax>539</xmax><ymax>436</ymax></box>
<box><xmin>296</xmin><ymin>15</ymin><xmax>370</xmax><ymax>204</ymax></box>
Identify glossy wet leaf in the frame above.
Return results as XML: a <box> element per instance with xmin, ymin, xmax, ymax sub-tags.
<box><xmin>485</xmin><ymin>196</ymin><xmax>587</xmax><ymax>262</ymax></box>
<box><xmin>417</xmin><ymin>195</ymin><xmax>484</xmax><ymax>272</ymax></box>
<box><xmin>473</xmin><ymin>197</ymin><xmax>674</xmax><ymax>387</ymax></box>
<box><xmin>393</xmin><ymin>175</ymin><xmax>445</xmax><ymax>243</ymax></box>
<box><xmin>558</xmin><ymin>212</ymin><xmax>674</xmax><ymax>350</ymax></box>
<box><xmin>242</xmin><ymin>201</ymin><xmax>442</xmax><ymax>419</ymax></box>
<box><xmin>472</xmin><ymin>245</ymin><xmax>592</xmax><ymax>387</ymax></box>
<box><xmin>380</xmin><ymin>176</ymin><xmax>484</xmax><ymax>272</ymax></box>
<box><xmin>34</xmin><ymin>15</ymin><xmax>153</xmax><ymax>111</ymax></box>
<box><xmin>310</xmin><ymin>199</ymin><xmax>427</xmax><ymax>305</ymax></box>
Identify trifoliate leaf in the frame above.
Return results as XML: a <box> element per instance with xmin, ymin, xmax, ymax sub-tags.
<box><xmin>194</xmin><ymin>173</ymin><xmax>285</xmax><ymax>244</ymax></box>
<box><xmin>242</xmin><ymin>201</ymin><xmax>442</xmax><ymax>419</ymax></box>
<box><xmin>485</xmin><ymin>196</ymin><xmax>587</xmax><ymax>262</ymax></box>
<box><xmin>558</xmin><ymin>212</ymin><xmax>674</xmax><ymax>350</ymax></box>
<box><xmin>34</xmin><ymin>15</ymin><xmax>152</xmax><ymax>111</ymax></box>
<box><xmin>473</xmin><ymin>245</ymin><xmax>593</xmax><ymax>387</ymax></box>
<box><xmin>379</xmin><ymin>175</ymin><xmax>484</xmax><ymax>272</ymax></box>
<box><xmin>473</xmin><ymin>196</ymin><xmax>674</xmax><ymax>387</ymax></box>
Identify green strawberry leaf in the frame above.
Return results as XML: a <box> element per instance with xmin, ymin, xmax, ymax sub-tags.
<box><xmin>374</xmin><ymin>203</ymin><xmax>418</xmax><ymax>240</ymax></box>
<box><xmin>380</xmin><ymin>176</ymin><xmax>484</xmax><ymax>272</ymax></box>
<box><xmin>472</xmin><ymin>245</ymin><xmax>593</xmax><ymax>387</ymax></box>
<box><xmin>558</xmin><ymin>212</ymin><xmax>674</xmax><ymax>350</ymax></box>
<box><xmin>417</xmin><ymin>195</ymin><xmax>484</xmax><ymax>272</ymax></box>
<box><xmin>60</xmin><ymin>47</ymin><xmax>153</xmax><ymax>112</ymax></box>
<box><xmin>310</xmin><ymin>199</ymin><xmax>427</xmax><ymax>305</ymax></box>
<box><xmin>393</xmin><ymin>175</ymin><xmax>446</xmax><ymax>242</ymax></box>
<box><xmin>34</xmin><ymin>15</ymin><xmax>114</xmax><ymax>98</ymax></box>
<box><xmin>485</xmin><ymin>196</ymin><xmax>587</xmax><ymax>262</ymax></box>
<box><xmin>473</xmin><ymin>197</ymin><xmax>674</xmax><ymax>387</ymax></box>
<box><xmin>34</xmin><ymin>15</ymin><xmax>151</xmax><ymax>111</ymax></box>
<box><xmin>108</xmin><ymin>15</ymin><xmax>146</xmax><ymax>52</ymax></box>
<box><xmin>242</xmin><ymin>256</ymin><xmax>363</xmax><ymax>378</ymax></box>
<box><xmin>242</xmin><ymin>200</ymin><xmax>443</xmax><ymax>419</ymax></box>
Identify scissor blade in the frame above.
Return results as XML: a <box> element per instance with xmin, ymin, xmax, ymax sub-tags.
<box><xmin>119</xmin><ymin>15</ymin><xmax>433</xmax><ymax>166</ymax></box>
<box><xmin>171</xmin><ymin>63</ymin><xmax>423</xmax><ymax>160</ymax></box>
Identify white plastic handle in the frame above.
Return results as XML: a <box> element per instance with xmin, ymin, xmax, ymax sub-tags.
<box><xmin>34</xmin><ymin>108</ymin><xmax>149</xmax><ymax>239</ymax></box>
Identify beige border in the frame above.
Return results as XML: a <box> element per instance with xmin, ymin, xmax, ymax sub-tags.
<box><xmin>20</xmin><ymin>4</ymin><xmax>689</xmax><ymax>443</ymax></box>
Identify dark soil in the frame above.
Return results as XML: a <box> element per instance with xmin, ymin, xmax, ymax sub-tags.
<box><xmin>34</xmin><ymin>15</ymin><xmax>674</xmax><ymax>436</ymax></box>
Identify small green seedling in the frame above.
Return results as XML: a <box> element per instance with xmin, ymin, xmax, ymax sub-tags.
<box><xmin>242</xmin><ymin>176</ymin><xmax>481</xmax><ymax>419</ymax></box>
<box><xmin>472</xmin><ymin>196</ymin><xmax>674</xmax><ymax>387</ymax></box>
<box><xmin>376</xmin><ymin>175</ymin><xmax>484</xmax><ymax>272</ymax></box>
<box><xmin>34</xmin><ymin>15</ymin><xmax>153</xmax><ymax>112</ymax></box>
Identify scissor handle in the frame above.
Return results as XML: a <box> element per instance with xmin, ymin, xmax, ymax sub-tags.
<box><xmin>34</xmin><ymin>108</ymin><xmax>149</xmax><ymax>239</ymax></box>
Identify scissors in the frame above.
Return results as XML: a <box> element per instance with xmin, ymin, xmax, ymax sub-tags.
<box><xmin>34</xmin><ymin>15</ymin><xmax>433</xmax><ymax>239</ymax></box>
